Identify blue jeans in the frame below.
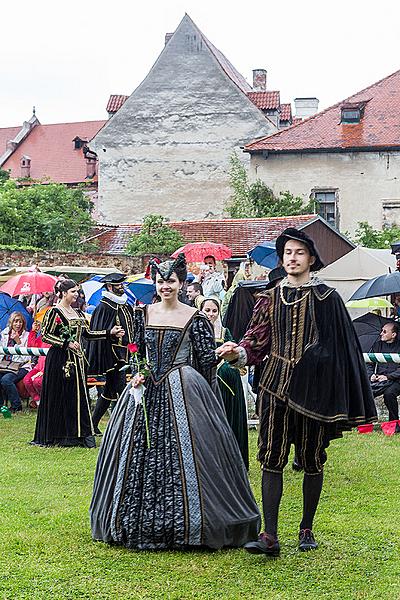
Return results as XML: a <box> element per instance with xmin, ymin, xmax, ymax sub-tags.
<box><xmin>0</xmin><ymin>368</ymin><xmax>28</xmax><ymax>410</ymax></box>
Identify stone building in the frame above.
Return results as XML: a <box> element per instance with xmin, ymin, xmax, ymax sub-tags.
<box><xmin>245</xmin><ymin>69</ymin><xmax>400</xmax><ymax>235</ymax></box>
<box><xmin>92</xmin><ymin>14</ymin><xmax>294</xmax><ymax>224</ymax></box>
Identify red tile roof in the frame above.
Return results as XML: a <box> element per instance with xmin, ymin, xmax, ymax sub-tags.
<box><xmin>279</xmin><ymin>103</ymin><xmax>292</xmax><ymax>121</ymax></box>
<box><xmin>247</xmin><ymin>91</ymin><xmax>280</xmax><ymax>110</ymax></box>
<box><xmin>92</xmin><ymin>215</ymin><xmax>317</xmax><ymax>256</ymax></box>
<box><xmin>2</xmin><ymin>120</ymin><xmax>106</xmax><ymax>184</ymax></box>
<box><xmin>106</xmin><ymin>95</ymin><xmax>129</xmax><ymax>113</ymax></box>
<box><xmin>245</xmin><ymin>69</ymin><xmax>400</xmax><ymax>153</ymax></box>
<box><xmin>0</xmin><ymin>126</ymin><xmax>23</xmax><ymax>156</ymax></box>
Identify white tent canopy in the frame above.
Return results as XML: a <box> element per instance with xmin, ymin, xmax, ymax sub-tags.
<box><xmin>319</xmin><ymin>246</ymin><xmax>396</xmax><ymax>302</ymax></box>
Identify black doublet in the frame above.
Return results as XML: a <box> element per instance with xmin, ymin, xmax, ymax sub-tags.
<box><xmin>87</xmin><ymin>297</ymin><xmax>135</xmax><ymax>376</ymax></box>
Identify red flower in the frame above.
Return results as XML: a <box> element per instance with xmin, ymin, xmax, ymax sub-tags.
<box><xmin>55</xmin><ymin>316</ymin><xmax>62</xmax><ymax>324</ymax></box>
<box><xmin>128</xmin><ymin>343</ymin><xmax>138</xmax><ymax>354</ymax></box>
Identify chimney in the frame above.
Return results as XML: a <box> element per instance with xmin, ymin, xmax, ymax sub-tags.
<box><xmin>253</xmin><ymin>69</ymin><xmax>267</xmax><ymax>91</ymax></box>
<box><xmin>294</xmin><ymin>97</ymin><xmax>319</xmax><ymax>119</ymax></box>
<box><xmin>165</xmin><ymin>32</ymin><xmax>174</xmax><ymax>46</ymax></box>
<box><xmin>20</xmin><ymin>155</ymin><xmax>31</xmax><ymax>178</ymax></box>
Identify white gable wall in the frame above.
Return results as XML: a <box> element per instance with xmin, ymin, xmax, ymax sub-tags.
<box><xmin>93</xmin><ymin>16</ymin><xmax>276</xmax><ymax>224</ymax></box>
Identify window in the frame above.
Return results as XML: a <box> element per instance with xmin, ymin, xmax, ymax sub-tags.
<box><xmin>314</xmin><ymin>191</ymin><xmax>338</xmax><ymax>228</ymax></box>
<box><xmin>341</xmin><ymin>108</ymin><xmax>361</xmax><ymax>123</ymax></box>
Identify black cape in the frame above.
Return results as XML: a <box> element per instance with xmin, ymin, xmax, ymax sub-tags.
<box><xmin>287</xmin><ymin>285</ymin><xmax>377</xmax><ymax>430</ymax></box>
<box><xmin>223</xmin><ymin>280</ymin><xmax>269</xmax><ymax>342</ymax></box>
<box><xmin>87</xmin><ymin>298</ymin><xmax>135</xmax><ymax>376</ymax></box>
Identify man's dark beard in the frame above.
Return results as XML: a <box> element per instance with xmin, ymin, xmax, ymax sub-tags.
<box><xmin>111</xmin><ymin>285</ymin><xmax>125</xmax><ymax>296</ymax></box>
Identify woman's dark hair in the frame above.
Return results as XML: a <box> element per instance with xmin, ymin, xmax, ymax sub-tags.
<box><xmin>54</xmin><ymin>278</ymin><xmax>77</xmax><ymax>299</ymax></box>
<box><xmin>200</xmin><ymin>298</ymin><xmax>220</xmax><ymax>314</ymax></box>
<box><xmin>150</xmin><ymin>253</ymin><xmax>187</xmax><ymax>283</ymax></box>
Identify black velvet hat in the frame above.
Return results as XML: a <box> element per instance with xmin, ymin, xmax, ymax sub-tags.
<box><xmin>99</xmin><ymin>272</ymin><xmax>126</xmax><ymax>285</ymax></box>
<box><xmin>275</xmin><ymin>228</ymin><xmax>324</xmax><ymax>271</ymax></box>
<box><xmin>265</xmin><ymin>266</ymin><xmax>287</xmax><ymax>290</ymax></box>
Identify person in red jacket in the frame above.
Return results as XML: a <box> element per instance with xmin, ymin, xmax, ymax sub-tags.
<box><xmin>23</xmin><ymin>321</ymin><xmax>50</xmax><ymax>408</ymax></box>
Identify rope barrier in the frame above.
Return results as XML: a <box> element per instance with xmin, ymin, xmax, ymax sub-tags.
<box><xmin>0</xmin><ymin>347</ymin><xmax>49</xmax><ymax>357</ymax></box>
<box><xmin>363</xmin><ymin>352</ymin><xmax>400</xmax><ymax>364</ymax></box>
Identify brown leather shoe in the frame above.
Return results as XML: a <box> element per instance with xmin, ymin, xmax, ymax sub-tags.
<box><xmin>244</xmin><ymin>532</ymin><xmax>280</xmax><ymax>556</ymax></box>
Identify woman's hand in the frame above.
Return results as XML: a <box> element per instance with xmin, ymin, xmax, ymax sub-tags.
<box><xmin>68</xmin><ymin>341</ymin><xmax>81</xmax><ymax>352</ymax></box>
<box><xmin>32</xmin><ymin>321</ymin><xmax>41</xmax><ymax>333</ymax></box>
<box><xmin>215</xmin><ymin>341</ymin><xmax>240</xmax><ymax>362</ymax></box>
<box><xmin>111</xmin><ymin>325</ymin><xmax>125</xmax><ymax>338</ymax></box>
<box><xmin>132</xmin><ymin>373</ymin><xmax>145</xmax><ymax>388</ymax></box>
<box><xmin>10</xmin><ymin>330</ymin><xmax>21</xmax><ymax>344</ymax></box>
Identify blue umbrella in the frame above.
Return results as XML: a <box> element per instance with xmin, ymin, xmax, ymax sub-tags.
<box><xmin>126</xmin><ymin>278</ymin><xmax>156</xmax><ymax>304</ymax></box>
<box><xmin>248</xmin><ymin>241</ymin><xmax>279</xmax><ymax>269</ymax></box>
<box><xmin>0</xmin><ymin>293</ymin><xmax>33</xmax><ymax>331</ymax></box>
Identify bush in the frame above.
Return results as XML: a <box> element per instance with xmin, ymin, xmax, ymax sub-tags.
<box><xmin>126</xmin><ymin>214</ymin><xmax>186</xmax><ymax>256</ymax></box>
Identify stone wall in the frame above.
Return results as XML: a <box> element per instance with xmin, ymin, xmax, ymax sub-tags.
<box><xmin>0</xmin><ymin>249</ymin><xmax>148</xmax><ymax>274</ymax></box>
<box><xmin>250</xmin><ymin>150</ymin><xmax>400</xmax><ymax>235</ymax></box>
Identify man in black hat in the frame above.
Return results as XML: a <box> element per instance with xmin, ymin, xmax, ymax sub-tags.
<box><xmin>217</xmin><ymin>228</ymin><xmax>376</xmax><ymax>556</ymax></box>
<box><xmin>87</xmin><ymin>273</ymin><xmax>135</xmax><ymax>433</ymax></box>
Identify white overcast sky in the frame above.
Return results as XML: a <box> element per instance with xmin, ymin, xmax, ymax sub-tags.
<box><xmin>1</xmin><ymin>0</ymin><xmax>399</xmax><ymax>128</ymax></box>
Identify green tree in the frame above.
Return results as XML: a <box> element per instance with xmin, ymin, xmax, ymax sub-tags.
<box><xmin>0</xmin><ymin>169</ymin><xmax>10</xmax><ymax>185</ymax></box>
<box><xmin>0</xmin><ymin>180</ymin><xmax>95</xmax><ymax>252</ymax></box>
<box><xmin>126</xmin><ymin>214</ymin><xmax>186</xmax><ymax>256</ymax></box>
<box><xmin>225</xmin><ymin>152</ymin><xmax>315</xmax><ymax>218</ymax></box>
<box><xmin>353</xmin><ymin>221</ymin><xmax>400</xmax><ymax>249</ymax></box>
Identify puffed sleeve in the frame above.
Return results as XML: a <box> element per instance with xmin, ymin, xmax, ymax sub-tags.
<box><xmin>133</xmin><ymin>307</ymin><xmax>146</xmax><ymax>360</ymax></box>
<box><xmin>238</xmin><ymin>294</ymin><xmax>272</xmax><ymax>366</ymax></box>
<box><xmin>189</xmin><ymin>314</ymin><xmax>218</xmax><ymax>388</ymax></box>
<box><xmin>41</xmin><ymin>308</ymin><xmax>66</xmax><ymax>347</ymax></box>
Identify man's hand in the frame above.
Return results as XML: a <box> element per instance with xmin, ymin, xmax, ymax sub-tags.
<box><xmin>111</xmin><ymin>325</ymin><xmax>125</xmax><ymax>338</ymax></box>
<box><xmin>371</xmin><ymin>374</ymin><xmax>377</xmax><ymax>382</ymax></box>
<box><xmin>68</xmin><ymin>341</ymin><xmax>81</xmax><ymax>352</ymax></box>
<box><xmin>376</xmin><ymin>375</ymin><xmax>388</xmax><ymax>382</ymax></box>
<box><xmin>216</xmin><ymin>341</ymin><xmax>240</xmax><ymax>362</ymax></box>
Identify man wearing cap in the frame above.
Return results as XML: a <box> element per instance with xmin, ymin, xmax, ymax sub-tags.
<box><xmin>87</xmin><ymin>273</ymin><xmax>135</xmax><ymax>434</ymax></box>
<box><xmin>217</xmin><ymin>228</ymin><xmax>376</xmax><ymax>556</ymax></box>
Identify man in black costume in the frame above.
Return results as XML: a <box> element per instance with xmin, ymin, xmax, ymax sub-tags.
<box><xmin>217</xmin><ymin>228</ymin><xmax>376</xmax><ymax>556</ymax></box>
<box><xmin>87</xmin><ymin>273</ymin><xmax>135</xmax><ymax>434</ymax></box>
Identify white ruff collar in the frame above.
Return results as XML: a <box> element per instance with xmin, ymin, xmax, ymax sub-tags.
<box><xmin>102</xmin><ymin>290</ymin><xmax>128</xmax><ymax>305</ymax></box>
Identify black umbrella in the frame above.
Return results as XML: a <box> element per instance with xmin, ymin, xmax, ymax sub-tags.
<box><xmin>349</xmin><ymin>271</ymin><xmax>400</xmax><ymax>300</ymax></box>
<box><xmin>352</xmin><ymin>312</ymin><xmax>395</xmax><ymax>351</ymax></box>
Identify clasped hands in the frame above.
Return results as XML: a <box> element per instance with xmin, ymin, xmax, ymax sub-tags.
<box><xmin>371</xmin><ymin>374</ymin><xmax>388</xmax><ymax>383</ymax></box>
<box><xmin>215</xmin><ymin>341</ymin><xmax>240</xmax><ymax>362</ymax></box>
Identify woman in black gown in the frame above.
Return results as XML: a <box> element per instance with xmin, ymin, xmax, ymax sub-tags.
<box><xmin>32</xmin><ymin>279</ymin><xmax>124</xmax><ymax>447</ymax></box>
<box><xmin>90</xmin><ymin>255</ymin><xmax>260</xmax><ymax>550</ymax></box>
<box><xmin>201</xmin><ymin>298</ymin><xmax>249</xmax><ymax>470</ymax></box>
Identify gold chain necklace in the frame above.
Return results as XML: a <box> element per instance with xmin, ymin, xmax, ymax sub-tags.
<box><xmin>279</xmin><ymin>286</ymin><xmax>311</xmax><ymax>306</ymax></box>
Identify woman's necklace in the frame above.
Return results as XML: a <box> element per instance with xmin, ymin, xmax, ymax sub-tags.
<box><xmin>279</xmin><ymin>285</ymin><xmax>311</xmax><ymax>306</ymax></box>
<box><xmin>59</xmin><ymin>303</ymin><xmax>77</xmax><ymax>316</ymax></box>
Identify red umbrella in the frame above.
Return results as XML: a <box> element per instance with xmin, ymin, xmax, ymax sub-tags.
<box><xmin>0</xmin><ymin>272</ymin><xmax>58</xmax><ymax>297</ymax></box>
<box><xmin>171</xmin><ymin>242</ymin><xmax>232</xmax><ymax>262</ymax></box>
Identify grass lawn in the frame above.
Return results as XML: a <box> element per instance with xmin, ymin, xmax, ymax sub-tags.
<box><xmin>0</xmin><ymin>412</ymin><xmax>399</xmax><ymax>600</ymax></box>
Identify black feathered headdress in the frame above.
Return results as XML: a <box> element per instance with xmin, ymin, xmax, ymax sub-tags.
<box><xmin>150</xmin><ymin>253</ymin><xmax>187</xmax><ymax>283</ymax></box>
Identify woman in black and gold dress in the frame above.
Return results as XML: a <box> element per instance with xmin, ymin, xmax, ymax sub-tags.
<box><xmin>90</xmin><ymin>255</ymin><xmax>260</xmax><ymax>550</ymax></box>
<box><xmin>32</xmin><ymin>279</ymin><xmax>124</xmax><ymax>448</ymax></box>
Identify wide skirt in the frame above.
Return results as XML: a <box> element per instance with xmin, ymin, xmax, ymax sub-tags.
<box><xmin>32</xmin><ymin>347</ymin><xmax>95</xmax><ymax>447</ymax></box>
<box><xmin>90</xmin><ymin>365</ymin><xmax>260</xmax><ymax>550</ymax></box>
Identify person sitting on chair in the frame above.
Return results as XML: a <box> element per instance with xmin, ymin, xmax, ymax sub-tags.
<box><xmin>368</xmin><ymin>322</ymin><xmax>400</xmax><ymax>422</ymax></box>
